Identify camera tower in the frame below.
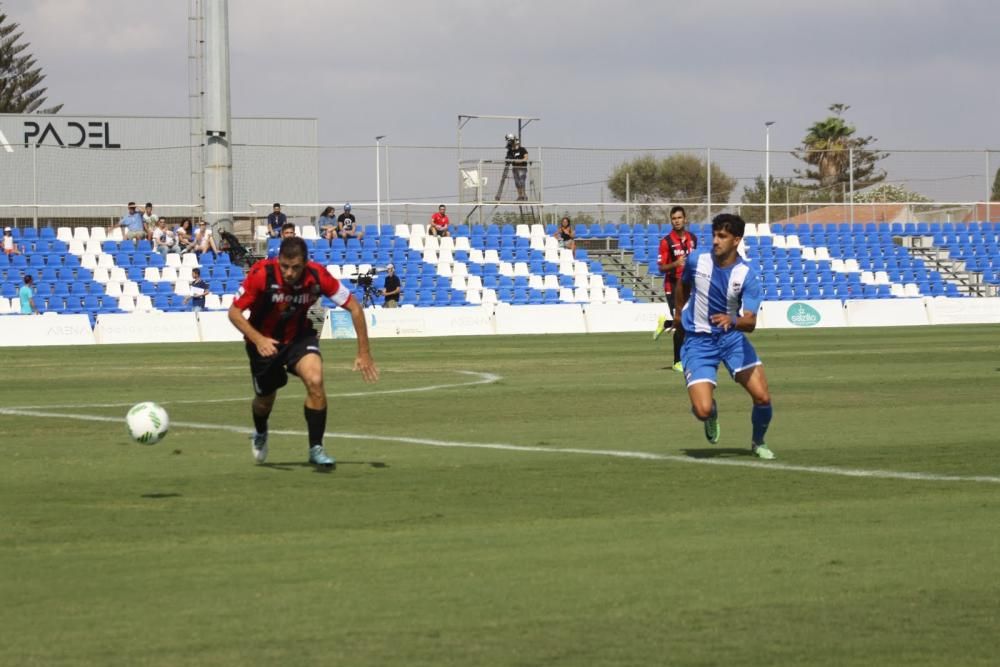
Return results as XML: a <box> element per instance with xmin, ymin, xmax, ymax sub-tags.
<box><xmin>457</xmin><ymin>114</ymin><xmax>542</xmax><ymax>226</ymax></box>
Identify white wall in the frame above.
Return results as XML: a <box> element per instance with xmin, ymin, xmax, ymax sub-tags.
<box><xmin>3</xmin><ymin>298</ymin><xmax>999</xmax><ymax>346</ymax></box>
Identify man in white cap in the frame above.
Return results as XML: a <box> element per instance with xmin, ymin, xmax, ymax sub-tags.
<box><xmin>380</xmin><ymin>263</ymin><xmax>401</xmax><ymax>308</ymax></box>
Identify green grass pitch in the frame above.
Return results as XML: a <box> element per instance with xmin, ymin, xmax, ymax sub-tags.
<box><xmin>1</xmin><ymin>325</ymin><xmax>999</xmax><ymax>666</ymax></box>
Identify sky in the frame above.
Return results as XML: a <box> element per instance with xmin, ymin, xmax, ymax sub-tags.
<box><xmin>3</xmin><ymin>0</ymin><xmax>1000</xmax><ymax>204</ymax></box>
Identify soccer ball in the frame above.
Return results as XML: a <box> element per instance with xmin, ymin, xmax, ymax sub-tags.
<box><xmin>126</xmin><ymin>402</ymin><xmax>170</xmax><ymax>445</ymax></box>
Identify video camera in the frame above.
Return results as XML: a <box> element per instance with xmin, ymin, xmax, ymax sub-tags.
<box><xmin>349</xmin><ymin>266</ymin><xmax>385</xmax><ymax>307</ymax></box>
<box><xmin>505</xmin><ymin>133</ymin><xmax>518</xmax><ymax>151</ymax></box>
<box><xmin>349</xmin><ymin>266</ymin><xmax>379</xmax><ymax>287</ymax></box>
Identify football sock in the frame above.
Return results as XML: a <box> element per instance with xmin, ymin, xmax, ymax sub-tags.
<box><xmin>673</xmin><ymin>328</ymin><xmax>685</xmax><ymax>364</ymax></box>
<box><xmin>751</xmin><ymin>403</ymin><xmax>772</xmax><ymax>444</ymax></box>
<box><xmin>252</xmin><ymin>409</ymin><xmax>269</xmax><ymax>435</ymax></box>
<box><xmin>304</xmin><ymin>406</ymin><xmax>327</xmax><ymax>447</ymax></box>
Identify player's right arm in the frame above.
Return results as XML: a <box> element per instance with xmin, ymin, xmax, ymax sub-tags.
<box><xmin>228</xmin><ymin>264</ymin><xmax>280</xmax><ymax>356</ymax></box>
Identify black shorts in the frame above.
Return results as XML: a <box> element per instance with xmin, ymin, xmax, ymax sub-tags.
<box><xmin>245</xmin><ymin>334</ymin><xmax>322</xmax><ymax>396</ymax></box>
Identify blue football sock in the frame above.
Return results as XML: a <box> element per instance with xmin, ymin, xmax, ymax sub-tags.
<box><xmin>751</xmin><ymin>403</ymin><xmax>772</xmax><ymax>444</ymax></box>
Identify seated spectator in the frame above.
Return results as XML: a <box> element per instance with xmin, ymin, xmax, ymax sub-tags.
<box><xmin>152</xmin><ymin>218</ymin><xmax>179</xmax><ymax>256</ymax></box>
<box><xmin>267</xmin><ymin>203</ymin><xmax>286</xmax><ymax>238</ymax></box>
<box><xmin>554</xmin><ymin>216</ymin><xmax>576</xmax><ymax>252</ymax></box>
<box><xmin>427</xmin><ymin>204</ymin><xmax>450</xmax><ymax>237</ymax></box>
<box><xmin>183</xmin><ymin>267</ymin><xmax>210</xmax><ymax>312</ymax></box>
<box><xmin>268</xmin><ymin>222</ymin><xmax>298</xmax><ymax>258</ymax></box>
<box><xmin>192</xmin><ymin>220</ymin><xmax>221</xmax><ymax>256</ymax></box>
<box><xmin>142</xmin><ymin>202</ymin><xmax>159</xmax><ymax>241</ymax></box>
<box><xmin>3</xmin><ymin>226</ymin><xmax>22</xmax><ymax>256</ymax></box>
<box><xmin>176</xmin><ymin>218</ymin><xmax>196</xmax><ymax>253</ymax></box>
<box><xmin>318</xmin><ymin>206</ymin><xmax>338</xmax><ymax>244</ymax></box>
<box><xmin>380</xmin><ymin>263</ymin><xmax>401</xmax><ymax>308</ymax></box>
<box><xmin>115</xmin><ymin>202</ymin><xmax>146</xmax><ymax>245</ymax></box>
<box><xmin>337</xmin><ymin>202</ymin><xmax>364</xmax><ymax>244</ymax></box>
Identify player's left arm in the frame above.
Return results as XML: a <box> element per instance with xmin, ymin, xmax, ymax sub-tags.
<box><xmin>321</xmin><ymin>269</ymin><xmax>379</xmax><ymax>382</ymax></box>
<box><xmin>343</xmin><ymin>297</ymin><xmax>379</xmax><ymax>382</ymax></box>
<box><xmin>735</xmin><ymin>270</ymin><xmax>763</xmax><ymax>333</ymax></box>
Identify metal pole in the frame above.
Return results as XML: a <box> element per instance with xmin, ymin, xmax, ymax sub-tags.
<box><xmin>375</xmin><ymin>135</ymin><xmax>385</xmax><ymax>228</ymax></box>
<box><xmin>625</xmin><ymin>172</ymin><xmax>630</xmax><ymax>227</ymax></box>
<box><xmin>764</xmin><ymin>122</ymin><xmax>775</xmax><ymax>227</ymax></box>
<box><xmin>32</xmin><ymin>143</ymin><xmax>38</xmax><ymax>230</ymax></box>
<box><xmin>986</xmin><ymin>150</ymin><xmax>991</xmax><ymax>224</ymax></box>
<box><xmin>706</xmin><ymin>147</ymin><xmax>712</xmax><ymax>221</ymax></box>
<box><xmin>848</xmin><ymin>148</ymin><xmax>854</xmax><ymax>226</ymax></box>
<box><xmin>385</xmin><ymin>142</ymin><xmax>391</xmax><ymax>232</ymax></box>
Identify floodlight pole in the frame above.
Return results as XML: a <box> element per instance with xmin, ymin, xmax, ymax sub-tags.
<box><xmin>202</xmin><ymin>0</ymin><xmax>234</xmax><ymax>239</ymax></box>
<box><xmin>764</xmin><ymin>121</ymin><xmax>775</xmax><ymax>227</ymax></box>
<box><xmin>375</xmin><ymin>135</ymin><xmax>386</xmax><ymax>228</ymax></box>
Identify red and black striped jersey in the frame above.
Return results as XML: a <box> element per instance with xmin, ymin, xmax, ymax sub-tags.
<box><xmin>658</xmin><ymin>230</ymin><xmax>697</xmax><ymax>292</ymax></box>
<box><xmin>232</xmin><ymin>259</ymin><xmax>352</xmax><ymax>343</ymax></box>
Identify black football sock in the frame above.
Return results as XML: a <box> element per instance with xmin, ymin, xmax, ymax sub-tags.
<box><xmin>252</xmin><ymin>409</ymin><xmax>269</xmax><ymax>435</ymax></box>
<box><xmin>304</xmin><ymin>406</ymin><xmax>327</xmax><ymax>447</ymax></box>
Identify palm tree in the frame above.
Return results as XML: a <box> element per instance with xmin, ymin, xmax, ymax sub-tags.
<box><xmin>793</xmin><ymin>104</ymin><xmax>885</xmax><ymax>200</ymax></box>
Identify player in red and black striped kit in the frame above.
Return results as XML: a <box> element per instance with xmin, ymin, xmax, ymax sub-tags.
<box><xmin>228</xmin><ymin>237</ymin><xmax>379</xmax><ymax>469</ymax></box>
<box><xmin>654</xmin><ymin>206</ymin><xmax>697</xmax><ymax>372</ymax></box>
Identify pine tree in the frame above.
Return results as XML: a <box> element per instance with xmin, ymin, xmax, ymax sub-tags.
<box><xmin>0</xmin><ymin>7</ymin><xmax>62</xmax><ymax>113</ymax></box>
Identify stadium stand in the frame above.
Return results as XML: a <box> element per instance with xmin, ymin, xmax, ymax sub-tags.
<box><xmin>1</xmin><ymin>221</ymin><xmax>998</xmax><ymax>322</ymax></box>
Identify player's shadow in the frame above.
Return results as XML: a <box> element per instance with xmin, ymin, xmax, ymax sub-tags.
<box><xmin>260</xmin><ymin>461</ymin><xmax>388</xmax><ymax>472</ymax></box>
<box><xmin>682</xmin><ymin>448</ymin><xmax>753</xmax><ymax>459</ymax></box>
<box><xmin>141</xmin><ymin>492</ymin><xmax>183</xmax><ymax>499</ymax></box>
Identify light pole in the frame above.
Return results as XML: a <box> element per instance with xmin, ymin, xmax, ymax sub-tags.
<box><xmin>375</xmin><ymin>135</ymin><xmax>386</xmax><ymax>228</ymax></box>
<box><xmin>764</xmin><ymin>121</ymin><xmax>775</xmax><ymax>227</ymax></box>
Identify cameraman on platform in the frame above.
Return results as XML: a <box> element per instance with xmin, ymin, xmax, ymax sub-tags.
<box><xmin>504</xmin><ymin>134</ymin><xmax>529</xmax><ymax>201</ymax></box>
<box><xmin>380</xmin><ymin>263</ymin><xmax>401</xmax><ymax>308</ymax></box>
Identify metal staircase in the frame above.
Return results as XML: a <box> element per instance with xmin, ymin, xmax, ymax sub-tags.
<box><xmin>578</xmin><ymin>238</ymin><xmax>664</xmax><ymax>303</ymax></box>
<box><xmin>893</xmin><ymin>236</ymin><xmax>995</xmax><ymax>297</ymax></box>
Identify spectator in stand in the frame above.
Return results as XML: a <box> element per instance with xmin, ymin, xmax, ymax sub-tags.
<box><xmin>184</xmin><ymin>267</ymin><xmax>210</xmax><ymax>312</ymax></box>
<box><xmin>3</xmin><ymin>226</ymin><xmax>22</xmax><ymax>256</ymax></box>
<box><xmin>337</xmin><ymin>203</ymin><xmax>364</xmax><ymax>244</ymax></box>
<box><xmin>318</xmin><ymin>206</ymin><xmax>338</xmax><ymax>244</ymax></box>
<box><xmin>380</xmin><ymin>263</ymin><xmax>401</xmax><ymax>308</ymax></box>
<box><xmin>176</xmin><ymin>218</ymin><xmax>195</xmax><ymax>253</ymax></box>
<box><xmin>116</xmin><ymin>202</ymin><xmax>146</xmax><ymax>245</ymax></box>
<box><xmin>267</xmin><ymin>203</ymin><xmax>287</xmax><ymax>238</ymax></box>
<box><xmin>268</xmin><ymin>222</ymin><xmax>298</xmax><ymax>258</ymax></box>
<box><xmin>554</xmin><ymin>216</ymin><xmax>576</xmax><ymax>252</ymax></box>
<box><xmin>427</xmin><ymin>204</ymin><xmax>450</xmax><ymax>237</ymax></box>
<box><xmin>152</xmin><ymin>218</ymin><xmax>180</xmax><ymax>256</ymax></box>
<box><xmin>19</xmin><ymin>274</ymin><xmax>39</xmax><ymax>314</ymax></box>
<box><xmin>142</xmin><ymin>202</ymin><xmax>159</xmax><ymax>241</ymax></box>
<box><xmin>193</xmin><ymin>220</ymin><xmax>221</xmax><ymax>257</ymax></box>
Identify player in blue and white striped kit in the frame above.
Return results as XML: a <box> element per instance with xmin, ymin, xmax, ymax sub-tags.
<box><xmin>674</xmin><ymin>213</ymin><xmax>775</xmax><ymax>459</ymax></box>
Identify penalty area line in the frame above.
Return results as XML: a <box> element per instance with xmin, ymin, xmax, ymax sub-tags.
<box><xmin>3</xmin><ymin>370</ymin><xmax>503</xmax><ymax>411</ymax></box>
<box><xmin>2</xmin><ymin>407</ymin><xmax>1000</xmax><ymax>485</ymax></box>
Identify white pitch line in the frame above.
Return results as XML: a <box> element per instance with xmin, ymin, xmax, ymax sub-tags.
<box><xmin>1</xmin><ymin>407</ymin><xmax>999</xmax><ymax>485</ymax></box>
<box><xmin>4</xmin><ymin>371</ymin><xmax>502</xmax><ymax>410</ymax></box>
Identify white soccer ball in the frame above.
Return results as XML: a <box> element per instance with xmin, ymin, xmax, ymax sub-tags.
<box><xmin>126</xmin><ymin>402</ymin><xmax>170</xmax><ymax>445</ymax></box>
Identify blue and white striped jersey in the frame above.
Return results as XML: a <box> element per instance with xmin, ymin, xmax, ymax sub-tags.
<box><xmin>679</xmin><ymin>250</ymin><xmax>763</xmax><ymax>334</ymax></box>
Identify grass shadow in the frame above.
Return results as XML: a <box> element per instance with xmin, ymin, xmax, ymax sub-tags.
<box><xmin>682</xmin><ymin>448</ymin><xmax>752</xmax><ymax>459</ymax></box>
<box><xmin>260</xmin><ymin>461</ymin><xmax>389</xmax><ymax>472</ymax></box>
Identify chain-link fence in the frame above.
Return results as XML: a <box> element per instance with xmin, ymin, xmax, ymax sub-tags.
<box><xmin>3</xmin><ymin>144</ymin><xmax>999</xmax><ymax>230</ymax></box>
